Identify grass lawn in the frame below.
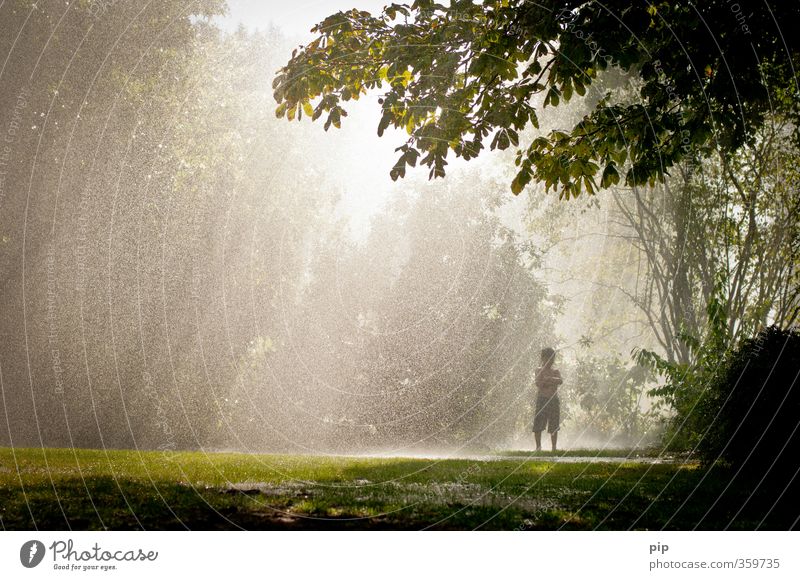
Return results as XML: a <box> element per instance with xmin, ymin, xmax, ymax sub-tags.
<box><xmin>0</xmin><ymin>447</ymin><xmax>791</xmax><ymax>530</ymax></box>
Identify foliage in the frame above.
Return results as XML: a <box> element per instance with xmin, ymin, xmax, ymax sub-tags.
<box><xmin>562</xmin><ymin>352</ymin><xmax>660</xmax><ymax>446</ymax></box>
<box><xmin>634</xmin><ymin>277</ymin><xmax>733</xmax><ymax>450</ymax></box>
<box><xmin>581</xmin><ymin>112</ymin><xmax>800</xmax><ymax>454</ymax></box>
<box><xmin>274</xmin><ymin>0</ymin><xmax>800</xmax><ymax>197</ymax></box>
<box><xmin>0</xmin><ymin>0</ymin><xmax>226</xmax><ymax>449</ymax></box>
<box><xmin>699</xmin><ymin>326</ymin><xmax>800</xmax><ymax>487</ymax></box>
<box><xmin>515</xmin><ymin>87</ymin><xmax>800</xmax><ymax>452</ymax></box>
<box><xmin>612</xmin><ymin>118</ymin><xmax>800</xmax><ymax>366</ymax></box>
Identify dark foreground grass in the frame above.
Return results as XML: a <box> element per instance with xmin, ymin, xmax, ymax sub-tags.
<box><xmin>0</xmin><ymin>447</ymin><xmax>793</xmax><ymax>530</ymax></box>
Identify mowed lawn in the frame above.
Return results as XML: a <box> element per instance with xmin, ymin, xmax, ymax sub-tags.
<box><xmin>0</xmin><ymin>447</ymin><xmax>790</xmax><ymax>530</ymax></box>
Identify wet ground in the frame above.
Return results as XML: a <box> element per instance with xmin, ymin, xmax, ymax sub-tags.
<box><xmin>8</xmin><ymin>447</ymin><xmax>790</xmax><ymax>530</ymax></box>
<box><xmin>349</xmin><ymin>450</ymin><xmax>685</xmax><ymax>464</ymax></box>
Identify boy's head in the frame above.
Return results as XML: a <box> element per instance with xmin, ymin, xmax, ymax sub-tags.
<box><xmin>541</xmin><ymin>347</ymin><xmax>556</xmax><ymax>367</ymax></box>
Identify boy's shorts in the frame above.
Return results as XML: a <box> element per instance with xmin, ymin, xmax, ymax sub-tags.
<box><xmin>533</xmin><ymin>395</ymin><xmax>560</xmax><ymax>433</ymax></box>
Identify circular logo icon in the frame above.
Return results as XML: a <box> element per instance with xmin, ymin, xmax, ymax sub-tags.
<box><xmin>20</xmin><ymin>540</ymin><xmax>46</xmax><ymax>568</ymax></box>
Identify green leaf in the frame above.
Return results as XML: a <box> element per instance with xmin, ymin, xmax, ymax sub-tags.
<box><xmin>377</xmin><ymin>112</ymin><xmax>392</xmax><ymax>137</ymax></box>
<box><xmin>545</xmin><ymin>86</ymin><xmax>560</xmax><ymax>108</ymax></box>
<box><xmin>600</xmin><ymin>163</ymin><xmax>620</xmax><ymax>188</ymax></box>
<box><xmin>510</xmin><ymin>167</ymin><xmax>531</xmax><ymax>194</ymax></box>
<box><xmin>561</xmin><ymin>79</ymin><xmax>573</xmax><ymax>102</ymax></box>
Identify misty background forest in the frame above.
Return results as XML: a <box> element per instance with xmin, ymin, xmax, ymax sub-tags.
<box><xmin>0</xmin><ymin>0</ymin><xmax>797</xmax><ymax>464</ymax></box>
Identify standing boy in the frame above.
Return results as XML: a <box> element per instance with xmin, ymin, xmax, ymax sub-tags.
<box><xmin>533</xmin><ymin>347</ymin><xmax>562</xmax><ymax>451</ymax></box>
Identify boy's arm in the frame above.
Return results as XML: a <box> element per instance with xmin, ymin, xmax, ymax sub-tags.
<box><xmin>536</xmin><ymin>369</ymin><xmax>561</xmax><ymax>390</ymax></box>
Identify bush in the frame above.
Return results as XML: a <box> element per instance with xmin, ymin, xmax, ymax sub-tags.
<box><xmin>634</xmin><ymin>281</ymin><xmax>734</xmax><ymax>452</ymax></box>
<box><xmin>561</xmin><ymin>353</ymin><xmax>661</xmax><ymax>447</ymax></box>
<box><xmin>700</xmin><ymin>326</ymin><xmax>800</xmax><ymax>486</ymax></box>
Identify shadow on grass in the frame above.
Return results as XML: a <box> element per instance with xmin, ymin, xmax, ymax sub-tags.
<box><xmin>331</xmin><ymin>458</ymin><xmax>799</xmax><ymax>530</ymax></box>
<box><xmin>0</xmin><ymin>461</ymin><xmax>796</xmax><ymax>530</ymax></box>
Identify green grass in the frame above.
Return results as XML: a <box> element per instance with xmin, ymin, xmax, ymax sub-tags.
<box><xmin>0</xmin><ymin>447</ymin><xmax>791</xmax><ymax>530</ymax></box>
<box><xmin>492</xmin><ymin>447</ymin><xmax>671</xmax><ymax>458</ymax></box>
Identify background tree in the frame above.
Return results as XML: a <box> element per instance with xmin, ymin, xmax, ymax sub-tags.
<box><xmin>0</xmin><ymin>0</ymin><xmax>226</xmax><ymax>449</ymax></box>
<box><xmin>562</xmin><ymin>350</ymin><xmax>659</xmax><ymax>446</ymax></box>
<box><xmin>526</xmin><ymin>117</ymin><xmax>800</xmax><ymax>449</ymax></box>
<box><xmin>235</xmin><ymin>172</ymin><xmax>558</xmax><ymax>452</ymax></box>
<box><xmin>274</xmin><ymin>0</ymin><xmax>800</xmax><ymax>197</ymax></box>
<box><xmin>609</xmin><ymin>118</ymin><xmax>800</xmax><ymax>365</ymax></box>
<box><xmin>619</xmin><ymin>117</ymin><xmax>800</xmax><ymax>449</ymax></box>
<box><xmin>0</xmin><ymin>3</ymin><xmax>352</xmax><ymax>451</ymax></box>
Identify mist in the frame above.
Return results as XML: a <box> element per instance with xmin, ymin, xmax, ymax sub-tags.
<box><xmin>0</xmin><ymin>1</ymin><xmax>660</xmax><ymax>456</ymax></box>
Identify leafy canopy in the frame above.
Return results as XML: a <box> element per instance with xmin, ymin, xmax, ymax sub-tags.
<box><xmin>273</xmin><ymin>0</ymin><xmax>799</xmax><ymax>197</ymax></box>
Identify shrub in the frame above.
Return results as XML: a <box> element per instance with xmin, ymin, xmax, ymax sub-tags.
<box><xmin>699</xmin><ymin>326</ymin><xmax>800</xmax><ymax>487</ymax></box>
